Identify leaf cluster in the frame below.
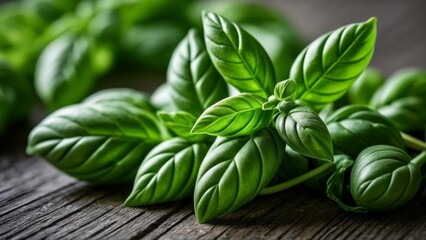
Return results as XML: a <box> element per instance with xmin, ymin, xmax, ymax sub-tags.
<box><xmin>25</xmin><ymin>4</ymin><xmax>426</xmax><ymax>225</ymax></box>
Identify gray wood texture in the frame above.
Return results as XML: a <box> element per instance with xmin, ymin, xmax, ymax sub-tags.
<box><xmin>1</xmin><ymin>0</ymin><xmax>426</xmax><ymax>239</ymax></box>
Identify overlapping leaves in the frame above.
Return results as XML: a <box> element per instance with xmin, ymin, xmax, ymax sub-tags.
<box><xmin>202</xmin><ymin>11</ymin><xmax>276</xmax><ymax>98</ymax></box>
<box><xmin>194</xmin><ymin>128</ymin><xmax>284</xmax><ymax>223</ymax></box>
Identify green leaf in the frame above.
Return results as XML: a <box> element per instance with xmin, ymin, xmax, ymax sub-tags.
<box><xmin>274</xmin><ymin>79</ymin><xmax>297</xmax><ymax>101</ymax></box>
<box><xmin>377</xmin><ymin>97</ymin><xmax>426</xmax><ymax>131</ymax></box>
<box><xmin>370</xmin><ymin>69</ymin><xmax>426</xmax><ymax>131</ymax></box>
<box><xmin>0</xmin><ymin>91</ymin><xmax>7</xmax><ymax>134</ymax></box>
<box><xmin>242</xmin><ymin>23</ymin><xmax>304</xmax><ymax>81</ymax></box>
<box><xmin>150</xmin><ymin>83</ymin><xmax>176</xmax><ymax>112</ymax></box>
<box><xmin>275</xmin><ymin>101</ymin><xmax>333</xmax><ymax>161</ymax></box>
<box><xmin>194</xmin><ymin>128</ymin><xmax>284</xmax><ymax>223</ymax></box>
<box><xmin>158</xmin><ymin>111</ymin><xmax>208</xmax><ymax>142</ymax></box>
<box><xmin>26</xmin><ymin>100</ymin><xmax>169</xmax><ymax>184</ymax></box>
<box><xmin>371</xmin><ymin>69</ymin><xmax>426</xmax><ymax>107</ymax></box>
<box><xmin>202</xmin><ymin>11</ymin><xmax>276</xmax><ymax>98</ymax></box>
<box><xmin>120</xmin><ymin>22</ymin><xmax>187</xmax><ymax>70</ymax></box>
<box><xmin>35</xmin><ymin>32</ymin><xmax>95</xmax><ymax>111</ymax></box>
<box><xmin>125</xmin><ymin>138</ymin><xmax>209</xmax><ymax>206</ymax></box>
<box><xmin>326</xmin><ymin>154</ymin><xmax>366</xmax><ymax>212</ymax></box>
<box><xmin>276</xmin><ymin>146</ymin><xmax>309</xmax><ymax>181</ymax></box>
<box><xmin>167</xmin><ymin>28</ymin><xmax>228</xmax><ymax>116</ymax></box>
<box><xmin>350</xmin><ymin>145</ymin><xmax>421</xmax><ymax>211</ymax></box>
<box><xmin>347</xmin><ymin>68</ymin><xmax>384</xmax><ymax>105</ymax></box>
<box><xmin>191</xmin><ymin>93</ymin><xmax>273</xmax><ymax>137</ymax></box>
<box><xmin>291</xmin><ymin>18</ymin><xmax>377</xmax><ymax>109</ymax></box>
<box><xmin>83</xmin><ymin>88</ymin><xmax>156</xmax><ymax>113</ymax></box>
<box><xmin>325</xmin><ymin>105</ymin><xmax>405</xmax><ymax>158</ymax></box>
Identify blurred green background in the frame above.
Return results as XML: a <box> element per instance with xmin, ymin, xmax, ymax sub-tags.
<box><xmin>0</xmin><ymin>0</ymin><xmax>424</xmax><ymax>142</ymax></box>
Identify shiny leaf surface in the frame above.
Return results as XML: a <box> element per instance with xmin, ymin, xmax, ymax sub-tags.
<box><xmin>192</xmin><ymin>93</ymin><xmax>273</xmax><ymax>137</ymax></box>
<box><xmin>202</xmin><ymin>11</ymin><xmax>276</xmax><ymax>97</ymax></box>
<box><xmin>194</xmin><ymin>128</ymin><xmax>284</xmax><ymax>223</ymax></box>
<box><xmin>326</xmin><ymin>105</ymin><xmax>405</xmax><ymax>157</ymax></box>
<box><xmin>291</xmin><ymin>18</ymin><xmax>376</xmax><ymax>109</ymax></box>
<box><xmin>350</xmin><ymin>145</ymin><xmax>421</xmax><ymax>211</ymax></box>
<box><xmin>125</xmin><ymin>138</ymin><xmax>209</xmax><ymax>206</ymax></box>
<box><xmin>26</xmin><ymin>99</ymin><xmax>168</xmax><ymax>184</ymax></box>
<box><xmin>275</xmin><ymin>102</ymin><xmax>333</xmax><ymax>161</ymax></box>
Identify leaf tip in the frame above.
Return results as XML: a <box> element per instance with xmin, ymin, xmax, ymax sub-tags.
<box><xmin>367</xmin><ymin>17</ymin><xmax>377</xmax><ymax>25</ymax></box>
<box><xmin>123</xmin><ymin>194</ymin><xmax>138</xmax><ymax>207</ymax></box>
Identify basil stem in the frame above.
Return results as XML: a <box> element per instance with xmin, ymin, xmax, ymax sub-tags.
<box><xmin>411</xmin><ymin>151</ymin><xmax>426</xmax><ymax>168</ymax></box>
<box><xmin>401</xmin><ymin>132</ymin><xmax>426</xmax><ymax>151</ymax></box>
<box><xmin>259</xmin><ymin>162</ymin><xmax>335</xmax><ymax>195</ymax></box>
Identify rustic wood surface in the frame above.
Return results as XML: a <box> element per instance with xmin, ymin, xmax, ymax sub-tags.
<box><xmin>1</xmin><ymin>0</ymin><xmax>426</xmax><ymax>239</ymax></box>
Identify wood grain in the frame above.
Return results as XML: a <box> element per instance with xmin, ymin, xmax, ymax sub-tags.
<box><xmin>1</xmin><ymin>153</ymin><xmax>426</xmax><ymax>239</ymax></box>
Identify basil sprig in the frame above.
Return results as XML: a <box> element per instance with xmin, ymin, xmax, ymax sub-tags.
<box><xmin>27</xmin><ymin>10</ymin><xmax>426</xmax><ymax>224</ymax></box>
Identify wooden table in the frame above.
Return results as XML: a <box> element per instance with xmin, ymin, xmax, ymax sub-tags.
<box><xmin>1</xmin><ymin>0</ymin><xmax>426</xmax><ymax>239</ymax></box>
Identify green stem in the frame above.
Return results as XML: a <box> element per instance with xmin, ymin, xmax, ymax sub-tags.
<box><xmin>259</xmin><ymin>162</ymin><xmax>335</xmax><ymax>195</ymax></box>
<box><xmin>412</xmin><ymin>151</ymin><xmax>426</xmax><ymax>168</ymax></box>
<box><xmin>401</xmin><ymin>132</ymin><xmax>426</xmax><ymax>151</ymax></box>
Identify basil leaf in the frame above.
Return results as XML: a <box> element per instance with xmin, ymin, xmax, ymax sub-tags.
<box><xmin>370</xmin><ymin>69</ymin><xmax>426</xmax><ymax>131</ymax></box>
<box><xmin>158</xmin><ymin>111</ymin><xmax>209</xmax><ymax>142</ymax></box>
<box><xmin>83</xmin><ymin>88</ymin><xmax>156</xmax><ymax>113</ymax></box>
<box><xmin>26</xmin><ymin>100</ymin><xmax>169</xmax><ymax>184</ymax></box>
<box><xmin>326</xmin><ymin>154</ymin><xmax>366</xmax><ymax>212</ymax></box>
<box><xmin>274</xmin><ymin>79</ymin><xmax>297</xmax><ymax>101</ymax></box>
<box><xmin>277</xmin><ymin>146</ymin><xmax>309</xmax><ymax>181</ymax></box>
<box><xmin>347</xmin><ymin>68</ymin><xmax>384</xmax><ymax>105</ymax></box>
<box><xmin>350</xmin><ymin>145</ymin><xmax>421</xmax><ymax>211</ymax></box>
<box><xmin>35</xmin><ymin>32</ymin><xmax>95</xmax><ymax>111</ymax></box>
<box><xmin>191</xmin><ymin>93</ymin><xmax>273</xmax><ymax>137</ymax></box>
<box><xmin>202</xmin><ymin>11</ymin><xmax>276</xmax><ymax>98</ymax></box>
<box><xmin>125</xmin><ymin>138</ymin><xmax>209</xmax><ymax>206</ymax></box>
<box><xmin>290</xmin><ymin>18</ymin><xmax>377</xmax><ymax>109</ymax></box>
<box><xmin>371</xmin><ymin>69</ymin><xmax>426</xmax><ymax>107</ymax></box>
<box><xmin>194</xmin><ymin>128</ymin><xmax>284</xmax><ymax>223</ymax></box>
<box><xmin>275</xmin><ymin>102</ymin><xmax>334</xmax><ymax>161</ymax></box>
<box><xmin>150</xmin><ymin>83</ymin><xmax>176</xmax><ymax>112</ymax></box>
<box><xmin>168</xmin><ymin>28</ymin><xmax>228</xmax><ymax>116</ymax></box>
<box><xmin>377</xmin><ymin>97</ymin><xmax>426</xmax><ymax>131</ymax></box>
<box><xmin>326</xmin><ymin>105</ymin><xmax>405</xmax><ymax>158</ymax></box>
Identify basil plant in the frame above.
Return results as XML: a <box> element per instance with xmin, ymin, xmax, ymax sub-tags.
<box><xmin>27</xmin><ymin>10</ymin><xmax>426</xmax><ymax>224</ymax></box>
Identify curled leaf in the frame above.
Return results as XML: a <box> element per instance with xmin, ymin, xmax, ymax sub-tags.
<box><xmin>275</xmin><ymin>101</ymin><xmax>333</xmax><ymax>161</ymax></box>
<box><xmin>202</xmin><ymin>11</ymin><xmax>276</xmax><ymax>97</ymax></box>
<box><xmin>326</xmin><ymin>154</ymin><xmax>366</xmax><ymax>212</ymax></box>
<box><xmin>191</xmin><ymin>93</ymin><xmax>273</xmax><ymax>137</ymax></box>
<box><xmin>370</xmin><ymin>69</ymin><xmax>426</xmax><ymax>131</ymax></box>
<box><xmin>194</xmin><ymin>128</ymin><xmax>284</xmax><ymax>223</ymax></box>
<box><xmin>350</xmin><ymin>145</ymin><xmax>421</xmax><ymax>211</ymax></box>
<box><xmin>125</xmin><ymin>138</ymin><xmax>209</xmax><ymax>206</ymax></box>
